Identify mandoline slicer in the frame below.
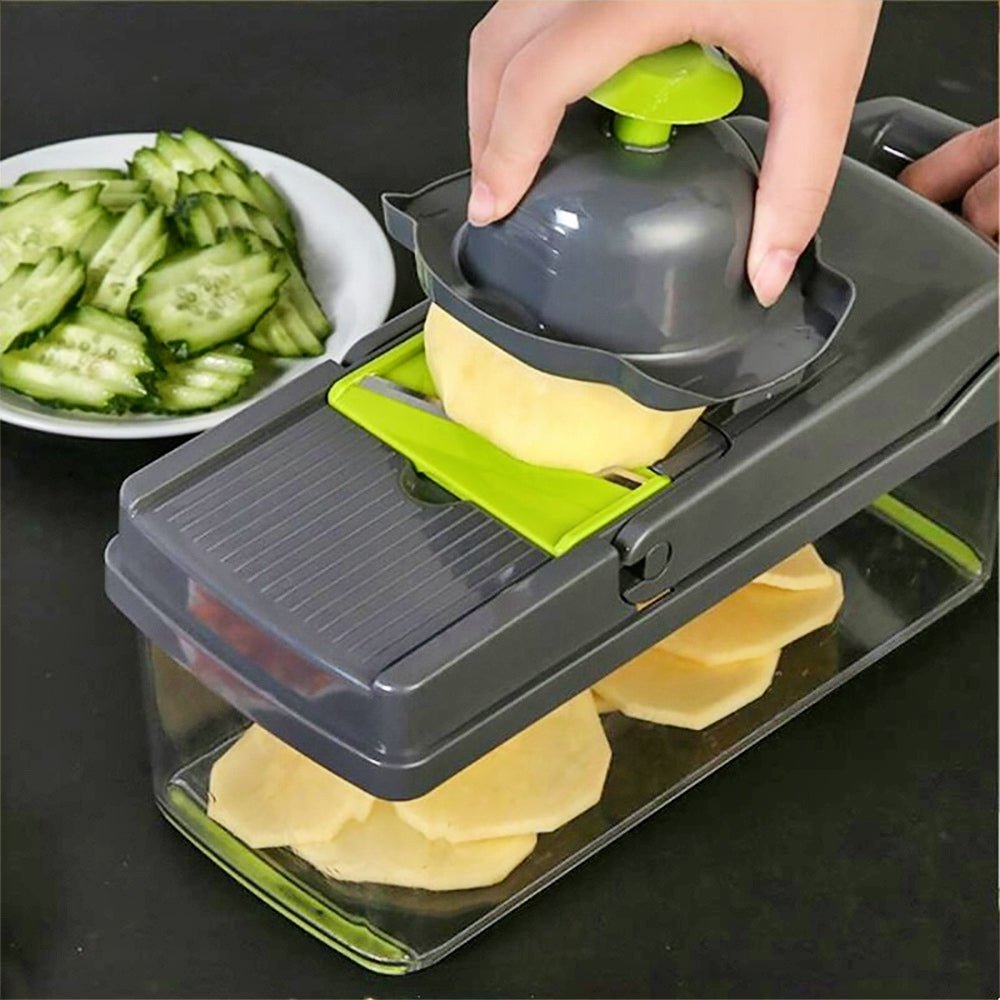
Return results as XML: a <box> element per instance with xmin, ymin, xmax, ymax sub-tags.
<box><xmin>104</xmin><ymin>45</ymin><xmax>997</xmax><ymax>973</ymax></box>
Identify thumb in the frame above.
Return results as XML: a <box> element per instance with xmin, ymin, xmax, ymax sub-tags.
<box><xmin>746</xmin><ymin>90</ymin><xmax>854</xmax><ymax>307</ymax></box>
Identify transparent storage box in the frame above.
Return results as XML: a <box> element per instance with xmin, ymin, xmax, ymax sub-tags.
<box><xmin>131</xmin><ymin>425</ymin><xmax>996</xmax><ymax>974</ymax></box>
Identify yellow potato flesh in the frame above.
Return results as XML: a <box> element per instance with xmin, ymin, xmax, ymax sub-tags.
<box><xmin>754</xmin><ymin>544</ymin><xmax>833</xmax><ymax>590</ymax></box>
<box><xmin>293</xmin><ymin>803</ymin><xmax>537</xmax><ymax>891</ymax></box>
<box><xmin>591</xmin><ymin>690</ymin><xmax>617</xmax><ymax>714</ymax></box>
<box><xmin>208</xmin><ymin>724</ymin><xmax>374</xmax><ymax>849</ymax></box>
<box><xmin>394</xmin><ymin>692</ymin><xmax>611</xmax><ymax>843</ymax></box>
<box><xmin>657</xmin><ymin>570</ymin><xmax>844</xmax><ymax>666</ymax></box>
<box><xmin>595</xmin><ymin>648</ymin><xmax>781</xmax><ymax>730</ymax></box>
<box><xmin>423</xmin><ymin>304</ymin><xmax>704</xmax><ymax>474</ymax></box>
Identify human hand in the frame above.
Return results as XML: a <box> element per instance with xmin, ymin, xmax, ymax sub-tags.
<box><xmin>467</xmin><ymin>0</ymin><xmax>881</xmax><ymax>306</ymax></box>
<box><xmin>898</xmin><ymin>120</ymin><xmax>999</xmax><ymax>240</ymax></box>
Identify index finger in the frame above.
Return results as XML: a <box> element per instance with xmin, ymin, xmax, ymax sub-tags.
<box><xmin>898</xmin><ymin>120</ymin><xmax>999</xmax><ymax>204</ymax></box>
<box><xmin>474</xmin><ymin>1</ymin><xmax>692</xmax><ymax>223</ymax></box>
<box><xmin>468</xmin><ymin>2</ymin><xmax>573</xmax><ymax>169</ymax></box>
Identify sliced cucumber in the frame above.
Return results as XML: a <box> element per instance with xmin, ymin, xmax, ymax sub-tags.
<box><xmin>0</xmin><ymin>184</ymin><xmax>108</xmax><ymax>282</ymax></box>
<box><xmin>175</xmin><ymin>192</ymin><xmax>286</xmax><ymax>251</ymax></box>
<box><xmin>98</xmin><ymin>179</ymin><xmax>152</xmax><ymax>212</ymax></box>
<box><xmin>178</xmin><ymin>128</ymin><xmax>243</xmax><ymax>172</ymax></box>
<box><xmin>144</xmin><ymin>344</ymin><xmax>254</xmax><ymax>413</ymax></box>
<box><xmin>2</xmin><ymin>177</ymin><xmax>151</xmax><ymax>212</ymax></box>
<box><xmin>0</xmin><ymin>249</ymin><xmax>86</xmax><ymax>353</ymax></box>
<box><xmin>84</xmin><ymin>202</ymin><xmax>171</xmax><ymax>314</ymax></box>
<box><xmin>0</xmin><ymin>185</ymin><xmax>38</xmax><ymax>205</ymax></box>
<box><xmin>18</xmin><ymin>168</ymin><xmax>123</xmax><ymax>184</ymax></box>
<box><xmin>245</xmin><ymin>171</ymin><xmax>296</xmax><ymax>243</ymax></box>
<box><xmin>176</xmin><ymin>170</ymin><xmax>225</xmax><ymax>200</ymax></box>
<box><xmin>77</xmin><ymin>213</ymin><xmax>117</xmax><ymax>263</ymax></box>
<box><xmin>236</xmin><ymin>233</ymin><xmax>331</xmax><ymax>357</ymax></box>
<box><xmin>128</xmin><ymin>235</ymin><xmax>287</xmax><ymax>358</ymax></box>
<box><xmin>129</xmin><ymin>130</ymin><xmax>243</xmax><ymax>207</ymax></box>
<box><xmin>0</xmin><ymin>305</ymin><xmax>154</xmax><ymax>411</ymax></box>
<box><xmin>129</xmin><ymin>147</ymin><xmax>177</xmax><ymax>206</ymax></box>
<box><xmin>176</xmin><ymin>165</ymin><xmax>295</xmax><ymax>245</ymax></box>
<box><xmin>155</xmin><ymin>131</ymin><xmax>204</xmax><ymax>176</ymax></box>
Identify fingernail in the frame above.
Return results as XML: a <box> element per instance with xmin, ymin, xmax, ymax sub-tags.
<box><xmin>750</xmin><ymin>249</ymin><xmax>798</xmax><ymax>308</ymax></box>
<box><xmin>467</xmin><ymin>180</ymin><xmax>496</xmax><ymax>226</ymax></box>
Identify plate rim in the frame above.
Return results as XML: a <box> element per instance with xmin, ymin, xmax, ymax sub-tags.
<box><xmin>0</xmin><ymin>132</ymin><xmax>396</xmax><ymax>440</ymax></box>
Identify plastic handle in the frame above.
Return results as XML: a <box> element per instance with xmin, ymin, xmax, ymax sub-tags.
<box><xmin>588</xmin><ymin>42</ymin><xmax>743</xmax><ymax>147</ymax></box>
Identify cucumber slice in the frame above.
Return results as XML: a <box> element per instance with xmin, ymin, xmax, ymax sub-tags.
<box><xmin>131</xmin><ymin>130</ymin><xmax>244</xmax><ymax>207</ymax></box>
<box><xmin>2</xmin><ymin>177</ymin><xmax>151</xmax><ymax>212</ymax></box>
<box><xmin>245</xmin><ymin>171</ymin><xmax>296</xmax><ymax>243</ymax></box>
<box><xmin>98</xmin><ymin>179</ymin><xmax>152</xmax><ymax>212</ymax></box>
<box><xmin>0</xmin><ymin>249</ymin><xmax>86</xmax><ymax>352</ymax></box>
<box><xmin>77</xmin><ymin>213</ymin><xmax>117</xmax><ymax>263</ymax></box>
<box><xmin>128</xmin><ymin>236</ymin><xmax>287</xmax><ymax>357</ymax></box>
<box><xmin>176</xmin><ymin>170</ymin><xmax>224</xmax><ymax>200</ymax></box>
<box><xmin>84</xmin><ymin>202</ymin><xmax>171</xmax><ymax>315</ymax></box>
<box><xmin>144</xmin><ymin>343</ymin><xmax>254</xmax><ymax>413</ymax></box>
<box><xmin>85</xmin><ymin>201</ymin><xmax>148</xmax><ymax>282</ymax></box>
<box><xmin>248</xmin><ymin>314</ymin><xmax>301</xmax><ymax>357</ymax></box>
<box><xmin>156</xmin><ymin>131</ymin><xmax>203</xmax><ymax>175</ymax></box>
<box><xmin>0</xmin><ymin>305</ymin><xmax>154</xmax><ymax>412</ymax></box>
<box><xmin>0</xmin><ymin>184</ymin><xmax>108</xmax><ymax>282</ymax></box>
<box><xmin>175</xmin><ymin>165</ymin><xmax>295</xmax><ymax>245</ymax></box>
<box><xmin>0</xmin><ymin>185</ymin><xmax>38</xmax><ymax>205</ymax></box>
<box><xmin>175</xmin><ymin>193</ymin><xmax>285</xmax><ymax>250</ymax></box>
<box><xmin>18</xmin><ymin>168</ymin><xmax>123</xmax><ymax>184</ymax></box>
<box><xmin>237</xmin><ymin>233</ymin><xmax>331</xmax><ymax>357</ymax></box>
<box><xmin>129</xmin><ymin>148</ymin><xmax>177</xmax><ymax>206</ymax></box>
<box><xmin>214</xmin><ymin>165</ymin><xmax>295</xmax><ymax>244</ymax></box>
<box><xmin>179</xmin><ymin>128</ymin><xmax>243</xmax><ymax>172</ymax></box>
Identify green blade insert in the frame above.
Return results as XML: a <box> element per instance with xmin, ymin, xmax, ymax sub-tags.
<box><xmin>328</xmin><ymin>334</ymin><xmax>670</xmax><ymax>557</ymax></box>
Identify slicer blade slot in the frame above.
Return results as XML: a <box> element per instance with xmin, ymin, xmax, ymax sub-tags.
<box><xmin>360</xmin><ymin>375</ymin><xmax>448</xmax><ymax>419</ymax></box>
<box><xmin>600</xmin><ymin>468</ymin><xmax>647</xmax><ymax>490</ymax></box>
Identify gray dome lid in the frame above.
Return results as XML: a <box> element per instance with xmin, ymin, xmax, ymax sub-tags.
<box><xmin>383</xmin><ymin>102</ymin><xmax>854</xmax><ymax>411</ymax></box>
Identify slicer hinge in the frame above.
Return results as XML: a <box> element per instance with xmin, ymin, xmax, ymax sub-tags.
<box><xmin>617</xmin><ymin>540</ymin><xmax>673</xmax><ymax>605</ymax></box>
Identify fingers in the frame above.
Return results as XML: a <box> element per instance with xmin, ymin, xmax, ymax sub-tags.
<box><xmin>467</xmin><ymin>2</ymin><xmax>571</xmax><ymax>169</ymax></box>
<box><xmin>746</xmin><ymin>88</ymin><xmax>856</xmax><ymax>306</ymax></box>
<box><xmin>962</xmin><ymin>165</ymin><xmax>999</xmax><ymax>238</ymax></box>
<box><xmin>898</xmin><ymin>120</ymin><xmax>999</xmax><ymax>204</ymax></box>
<box><xmin>469</xmin><ymin>1</ymin><xmax>692</xmax><ymax>225</ymax></box>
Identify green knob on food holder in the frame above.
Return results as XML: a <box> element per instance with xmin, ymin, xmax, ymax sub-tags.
<box><xmin>588</xmin><ymin>42</ymin><xmax>743</xmax><ymax>148</ymax></box>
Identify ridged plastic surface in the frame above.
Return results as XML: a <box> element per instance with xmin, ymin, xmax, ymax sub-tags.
<box><xmin>152</xmin><ymin>406</ymin><xmax>546</xmax><ymax>681</ymax></box>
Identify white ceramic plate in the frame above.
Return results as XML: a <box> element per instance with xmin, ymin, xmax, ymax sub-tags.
<box><xmin>0</xmin><ymin>133</ymin><xmax>396</xmax><ymax>439</ymax></box>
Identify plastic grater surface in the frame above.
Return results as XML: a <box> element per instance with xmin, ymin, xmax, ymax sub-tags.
<box><xmin>148</xmin><ymin>402</ymin><xmax>546</xmax><ymax>683</ymax></box>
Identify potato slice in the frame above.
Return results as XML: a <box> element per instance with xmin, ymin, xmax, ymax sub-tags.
<box><xmin>754</xmin><ymin>544</ymin><xmax>833</xmax><ymax>590</ymax></box>
<box><xmin>293</xmin><ymin>803</ymin><xmax>536</xmax><ymax>891</ymax></box>
<box><xmin>395</xmin><ymin>692</ymin><xmax>611</xmax><ymax>843</ymax></box>
<box><xmin>657</xmin><ymin>571</ymin><xmax>843</xmax><ymax>666</ymax></box>
<box><xmin>424</xmin><ymin>304</ymin><xmax>703</xmax><ymax>474</ymax></box>
<box><xmin>591</xmin><ymin>690</ymin><xmax>617</xmax><ymax>714</ymax></box>
<box><xmin>595</xmin><ymin>647</ymin><xmax>781</xmax><ymax>730</ymax></box>
<box><xmin>208</xmin><ymin>724</ymin><xmax>374</xmax><ymax>848</ymax></box>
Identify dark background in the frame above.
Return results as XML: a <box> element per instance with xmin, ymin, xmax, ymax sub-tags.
<box><xmin>2</xmin><ymin>3</ymin><xmax>997</xmax><ymax>998</ymax></box>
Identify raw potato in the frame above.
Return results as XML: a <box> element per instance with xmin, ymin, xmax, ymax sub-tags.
<box><xmin>658</xmin><ymin>570</ymin><xmax>844</xmax><ymax>666</ymax></box>
<box><xmin>394</xmin><ymin>692</ymin><xmax>611</xmax><ymax>843</ymax></box>
<box><xmin>595</xmin><ymin>648</ymin><xmax>781</xmax><ymax>730</ymax></box>
<box><xmin>754</xmin><ymin>544</ymin><xmax>832</xmax><ymax>591</ymax></box>
<box><xmin>208</xmin><ymin>724</ymin><xmax>374</xmax><ymax>848</ymax></box>
<box><xmin>423</xmin><ymin>304</ymin><xmax>703</xmax><ymax>474</ymax></box>
<box><xmin>591</xmin><ymin>690</ymin><xmax>617</xmax><ymax>714</ymax></box>
<box><xmin>294</xmin><ymin>803</ymin><xmax>537</xmax><ymax>891</ymax></box>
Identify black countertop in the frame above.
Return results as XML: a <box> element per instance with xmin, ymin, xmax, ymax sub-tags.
<box><xmin>2</xmin><ymin>3</ymin><xmax>997</xmax><ymax>997</ymax></box>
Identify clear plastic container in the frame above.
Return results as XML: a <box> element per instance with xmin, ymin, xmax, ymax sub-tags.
<box><xmin>136</xmin><ymin>427</ymin><xmax>997</xmax><ymax>974</ymax></box>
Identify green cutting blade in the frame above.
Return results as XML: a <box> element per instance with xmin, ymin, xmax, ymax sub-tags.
<box><xmin>328</xmin><ymin>334</ymin><xmax>670</xmax><ymax>557</ymax></box>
